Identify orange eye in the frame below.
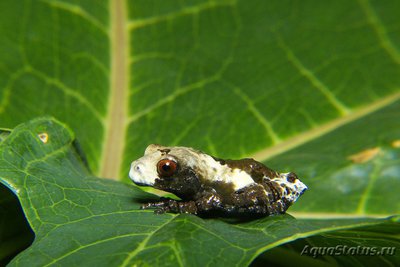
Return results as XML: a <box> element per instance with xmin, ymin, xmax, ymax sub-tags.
<box><xmin>157</xmin><ymin>159</ymin><xmax>177</xmax><ymax>177</ymax></box>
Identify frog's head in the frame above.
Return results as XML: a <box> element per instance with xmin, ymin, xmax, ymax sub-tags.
<box><xmin>129</xmin><ymin>144</ymin><xmax>206</xmax><ymax>199</ymax></box>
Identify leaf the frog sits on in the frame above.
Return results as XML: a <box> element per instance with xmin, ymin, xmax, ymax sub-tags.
<box><xmin>129</xmin><ymin>144</ymin><xmax>307</xmax><ymax>217</ymax></box>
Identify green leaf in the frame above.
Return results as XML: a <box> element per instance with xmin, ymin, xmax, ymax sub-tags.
<box><xmin>0</xmin><ymin>118</ymin><xmax>398</xmax><ymax>266</ymax></box>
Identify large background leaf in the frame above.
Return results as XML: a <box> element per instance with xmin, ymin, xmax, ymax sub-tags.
<box><xmin>0</xmin><ymin>0</ymin><xmax>399</xmax><ymax>179</ymax></box>
<box><xmin>0</xmin><ymin>0</ymin><xmax>399</xmax><ymax>265</ymax></box>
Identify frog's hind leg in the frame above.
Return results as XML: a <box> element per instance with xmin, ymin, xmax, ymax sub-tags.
<box><xmin>227</xmin><ymin>184</ymin><xmax>272</xmax><ymax>216</ymax></box>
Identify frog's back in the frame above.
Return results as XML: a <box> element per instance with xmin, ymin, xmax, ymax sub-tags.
<box><xmin>213</xmin><ymin>157</ymin><xmax>307</xmax><ymax>209</ymax></box>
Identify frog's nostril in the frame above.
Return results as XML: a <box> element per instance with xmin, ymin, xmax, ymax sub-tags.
<box><xmin>133</xmin><ymin>163</ymin><xmax>143</xmax><ymax>173</ymax></box>
<box><xmin>130</xmin><ymin>162</ymin><xmax>140</xmax><ymax>173</ymax></box>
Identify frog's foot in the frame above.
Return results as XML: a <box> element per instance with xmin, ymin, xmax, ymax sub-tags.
<box><xmin>141</xmin><ymin>198</ymin><xmax>198</xmax><ymax>214</ymax></box>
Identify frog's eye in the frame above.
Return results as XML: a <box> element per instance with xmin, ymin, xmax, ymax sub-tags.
<box><xmin>157</xmin><ymin>159</ymin><xmax>177</xmax><ymax>177</ymax></box>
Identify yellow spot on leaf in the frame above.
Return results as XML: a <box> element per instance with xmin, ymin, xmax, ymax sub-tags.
<box><xmin>391</xmin><ymin>140</ymin><xmax>400</xmax><ymax>148</ymax></box>
<box><xmin>348</xmin><ymin>147</ymin><xmax>380</xmax><ymax>163</ymax></box>
<box><xmin>38</xmin><ymin>133</ymin><xmax>49</xmax><ymax>143</ymax></box>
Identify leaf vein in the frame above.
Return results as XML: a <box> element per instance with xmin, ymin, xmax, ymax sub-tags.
<box><xmin>42</xmin><ymin>233</ymin><xmax>148</xmax><ymax>266</ymax></box>
<box><xmin>127</xmin><ymin>0</ymin><xmax>236</xmax><ymax>30</ymax></box>
<box><xmin>120</xmin><ymin>215</ymin><xmax>177</xmax><ymax>266</ymax></box>
<box><xmin>277</xmin><ymin>37</ymin><xmax>351</xmax><ymax>115</ymax></box>
<box><xmin>127</xmin><ymin>76</ymin><xmax>218</xmax><ymax>124</ymax></box>
<box><xmin>39</xmin><ymin>0</ymin><xmax>108</xmax><ymax>36</ymax></box>
<box><xmin>357</xmin><ymin>154</ymin><xmax>384</xmax><ymax>214</ymax></box>
<box><xmin>358</xmin><ymin>0</ymin><xmax>400</xmax><ymax>65</ymax></box>
<box><xmin>27</xmin><ymin>67</ymin><xmax>105</xmax><ymax>123</ymax></box>
<box><xmin>225</xmin><ymin>81</ymin><xmax>281</xmax><ymax>144</ymax></box>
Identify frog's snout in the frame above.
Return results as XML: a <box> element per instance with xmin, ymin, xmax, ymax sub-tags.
<box><xmin>129</xmin><ymin>159</ymin><xmax>156</xmax><ymax>186</ymax></box>
<box><xmin>129</xmin><ymin>161</ymin><xmax>141</xmax><ymax>179</ymax></box>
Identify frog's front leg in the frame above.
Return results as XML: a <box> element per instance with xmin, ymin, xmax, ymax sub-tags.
<box><xmin>141</xmin><ymin>198</ymin><xmax>198</xmax><ymax>214</ymax></box>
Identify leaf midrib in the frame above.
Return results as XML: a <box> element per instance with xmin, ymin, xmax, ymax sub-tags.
<box><xmin>100</xmin><ymin>0</ymin><xmax>129</xmax><ymax>179</ymax></box>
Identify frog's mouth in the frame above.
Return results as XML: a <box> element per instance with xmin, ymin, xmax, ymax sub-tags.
<box><xmin>128</xmin><ymin>170</ymin><xmax>154</xmax><ymax>187</ymax></box>
<box><xmin>129</xmin><ymin>173</ymin><xmax>154</xmax><ymax>187</ymax></box>
<box><xmin>131</xmin><ymin>181</ymin><xmax>150</xmax><ymax>187</ymax></box>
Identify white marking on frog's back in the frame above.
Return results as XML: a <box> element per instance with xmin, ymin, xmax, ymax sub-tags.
<box><xmin>193</xmin><ymin>152</ymin><xmax>255</xmax><ymax>191</ymax></box>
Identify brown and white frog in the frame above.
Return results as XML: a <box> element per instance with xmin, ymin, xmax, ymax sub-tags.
<box><xmin>129</xmin><ymin>144</ymin><xmax>307</xmax><ymax>217</ymax></box>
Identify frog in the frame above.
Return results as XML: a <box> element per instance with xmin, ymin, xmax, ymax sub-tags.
<box><xmin>129</xmin><ymin>144</ymin><xmax>307</xmax><ymax>217</ymax></box>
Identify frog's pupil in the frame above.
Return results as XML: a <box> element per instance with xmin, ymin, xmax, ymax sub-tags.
<box><xmin>162</xmin><ymin>164</ymin><xmax>171</xmax><ymax>171</ymax></box>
